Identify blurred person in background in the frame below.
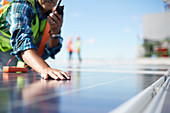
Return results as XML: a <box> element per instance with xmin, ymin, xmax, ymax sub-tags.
<box><xmin>75</xmin><ymin>36</ymin><xmax>82</xmax><ymax>62</ymax></box>
<box><xmin>0</xmin><ymin>0</ymin><xmax>70</xmax><ymax>80</ymax></box>
<box><xmin>67</xmin><ymin>36</ymin><xmax>73</xmax><ymax>61</ymax></box>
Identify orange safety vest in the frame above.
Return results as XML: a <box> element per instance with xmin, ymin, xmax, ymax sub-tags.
<box><xmin>0</xmin><ymin>0</ymin><xmax>9</xmax><ymax>14</ymax></box>
<box><xmin>67</xmin><ymin>41</ymin><xmax>73</xmax><ymax>52</ymax></box>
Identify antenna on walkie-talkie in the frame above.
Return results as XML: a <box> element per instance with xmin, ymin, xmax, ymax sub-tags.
<box><xmin>57</xmin><ymin>0</ymin><xmax>62</xmax><ymax>7</ymax></box>
<box><xmin>54</xmin><ymin>0</ymin><xmax>64</xmax><ymax>16</ymax></box>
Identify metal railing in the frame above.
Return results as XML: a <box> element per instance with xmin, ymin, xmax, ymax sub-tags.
<box><xmin>109</xmin><ymin>69</ymin><xmax>170</xmax><ymax>113</ymax></box>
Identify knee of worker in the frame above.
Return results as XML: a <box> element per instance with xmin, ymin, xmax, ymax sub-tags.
<box><xmin>0</xmin><ymin>50</ymin><xmax>18</xmax><ymax>66</ymax></box>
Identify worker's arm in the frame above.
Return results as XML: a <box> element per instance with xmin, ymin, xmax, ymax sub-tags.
<box><xmin>21</xmin><ymin>48</ymin><xmax>70</xmax><ymax>80</ymax></box>
<box><xmin>44</xmin><ymin>11</ymin><xmax>63</xmax><ymax>59</ymax></box>
<box><xmin>9</xmin><ymin>1</ymin><xmax>69</xmax><ymax>80</ymax></box>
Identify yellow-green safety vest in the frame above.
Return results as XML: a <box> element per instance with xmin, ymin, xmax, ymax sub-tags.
<box><xmin>0</xmin><ymin>0</ymin><xmax>47</xmax><ymax>52</ymax></box>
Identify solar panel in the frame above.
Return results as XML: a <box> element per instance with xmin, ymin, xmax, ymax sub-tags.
<box><xmin>0</xmin><ymin>60</ymin><xmax>169</xmax><ymax>113</ymax></box>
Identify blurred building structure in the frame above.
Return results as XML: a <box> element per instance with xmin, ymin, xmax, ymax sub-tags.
<box><xmin>141</xmin><ymin>3</ymin><xmax>170</xmax><ymax>58</ymax></box>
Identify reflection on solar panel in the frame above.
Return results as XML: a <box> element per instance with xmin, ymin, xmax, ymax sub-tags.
<box><xmin>0</xmin><ymin>60</ymin><xmax>169</xmax><ymax>113</ymax></box>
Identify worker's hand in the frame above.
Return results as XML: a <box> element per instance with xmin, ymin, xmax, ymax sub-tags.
<box><xmin>41</xmin><ymin>67</ymin><xmax>71</xmax><ymax>80</ymax></box>
<box><xmin>47</xmin><ymin>11</ymin><xmax>63</xmax><ymax>34</ymax></box>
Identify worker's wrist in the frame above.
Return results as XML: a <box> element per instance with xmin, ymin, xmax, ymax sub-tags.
<box><xmin>49</xmin><ymin>30</ymin><xmax>61</xmax><ymax>39</ymax></box>
<box><xmin>49</xmin><ymin>30</ymin><xmax>61</xmax><ymax>35</ymax></box>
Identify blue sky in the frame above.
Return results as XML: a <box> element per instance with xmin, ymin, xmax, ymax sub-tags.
<box><xmin>2</xmin><ymin>0</ymin><xmax>165</xmax><ymax>60</ymax></box>
<box><xmin>59</xmin><ymin>0</ymin><xmax>164</xmax><ymax>60</ymax></box>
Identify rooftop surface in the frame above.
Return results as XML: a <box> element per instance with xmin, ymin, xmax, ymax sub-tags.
<box><xmin>0</xmin><ymin>58</ymin><xmax>170</xmax><ymax>113</ymax></box>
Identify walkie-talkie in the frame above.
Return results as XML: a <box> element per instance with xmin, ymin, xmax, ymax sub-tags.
<box><xmin>54</xmin><ymin>0</ymin><xmax>64</xmax><ymax>16</ymax></box>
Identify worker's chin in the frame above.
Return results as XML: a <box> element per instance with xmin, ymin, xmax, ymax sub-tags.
<box><xmin>41</xmin><ymin>5</ymin><xmax>54</xmax><ymax>12</ymax></box>
<box><xmin>44</xmin><ymin>2</ymin><xmax>55</xmax><ymax>6</ymax></box>
<box><xmin>45</xmin><ymin>6</ymin><xmax>53</xmax><ymax>11</ymax></box>
<box><xmin>44</xmin><ymin>2</ymin><xmax>55</xmax><ymax>8</ymax></box>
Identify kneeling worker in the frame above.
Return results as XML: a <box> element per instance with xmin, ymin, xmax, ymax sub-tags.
<box><xmin>0</xmin><ymin>0</ymin><xmax>70</xmax><ymax>80</ymax></box>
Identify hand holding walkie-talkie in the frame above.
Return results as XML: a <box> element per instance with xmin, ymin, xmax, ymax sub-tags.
<box><xmin>53</xmin><ymin>0</ymin><xmax>64</xmax><ymax>16</ymax></box>
<box><xmin>47</xmin><ymin>0</ymin><xmax>64</xmax><ymax>34</ymax></box>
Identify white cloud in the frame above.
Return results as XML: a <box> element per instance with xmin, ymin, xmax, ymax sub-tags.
<box><xmin>123</xmin><ymin>28</ymin><xmax>131</xmax><ymax>33</ymax></box>
<box><xmin>84</xmin><ymin>38</ymin><xmax>96</xmax><ymax>45</ymax></box>
<box><xmin>70</xmin><ymin>12</ymin><xmax>81</xmax><ymax>18</ymax></box>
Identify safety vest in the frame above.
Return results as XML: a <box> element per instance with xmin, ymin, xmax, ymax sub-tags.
<box><xmin>67</xmin><ymin>41</ymin><xmax>73</xmax><ymax>52</ymax></box>
<box><xmin>75</xmin><ymin>40</ymin><xmax>80</xmax><ymax>53</ymax></box>
<box><xmin>0</xmin><ymin>0</ymin><xmax>50</xmax><ymax>56</ymax></box>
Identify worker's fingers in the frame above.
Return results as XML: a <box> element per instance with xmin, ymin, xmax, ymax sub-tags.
<box><xmin>53</xmin><ymin>71</ymin><xmax>65</xmax><ymax>80</ymax></box>
<box><xmin>60</xmin><ymin>71</ymin><xmax>71</xmax><ymax>80</ymax></box>
<box><xmin>53</xmin><ymin>11</ymin><xmax>63</xmax><ymax>23</ymax></box>
<box><xmin>48</xmin><ymin>11</ymin><xmax>62</xmax><ymax>26</ymax></box>
<box><xmin>41</xmin><ymin>68</ymin><xmax>71</xmax><ymax>80</ymax></box>
<box><xmin>41</xmin><ymin>73</ymin><xmax>49</xmax><ymax>80</ymax></box>
<box><xmin>48</xmin><ymin>72</ymin><xmax>59</xmax><ymax>80</ymax></box>
<box><xmin>47</xmin><ymin>16</ymin><xmax>55</xmax><ymax>25</ymax></box>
